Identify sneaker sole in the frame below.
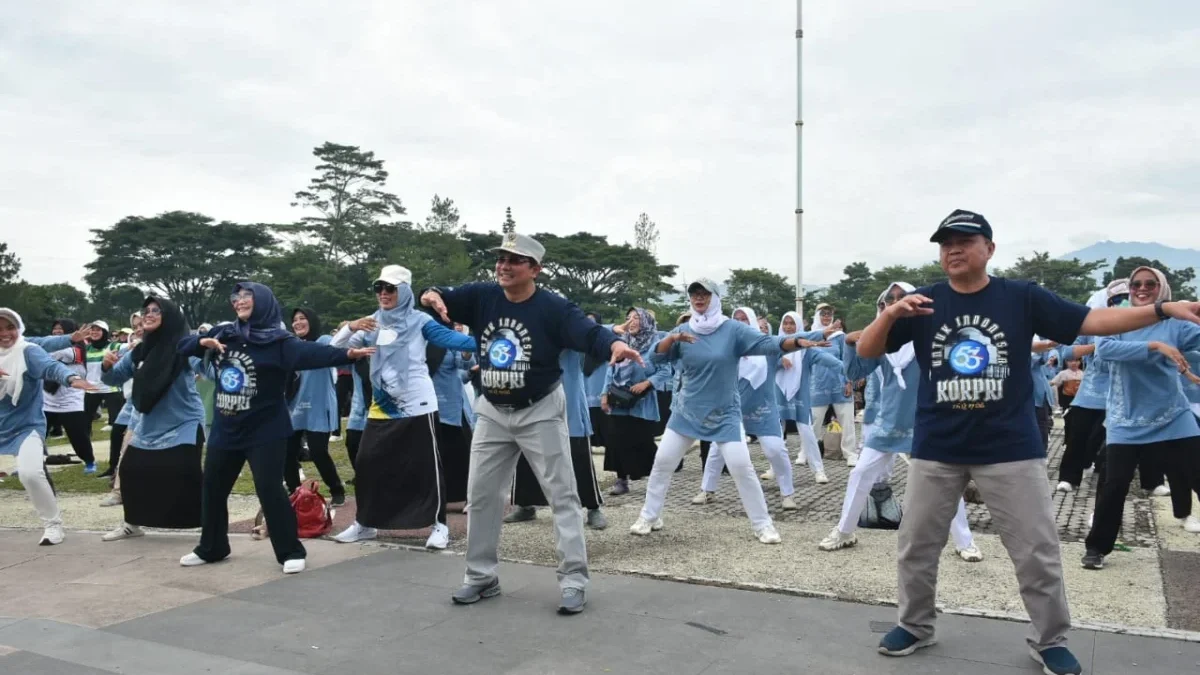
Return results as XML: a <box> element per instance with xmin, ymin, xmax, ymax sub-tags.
<box><xmin>1081</xmin><ymin>559</ymin><xmax>1104</xmax><ymax>570</ymax></box>
<box><xmin>1029</xmin><ymin>647</ymin><xmax>1082</xmax><ymax>675</ymax></box>
<box><xmin>878</xmin><ymin>638</ymin><xmax>936</xmax><ymax>657</ymax></box>
<box><xmin>557</xmin><ymin>601</ymin><xmax>586</xmax><ymax>615</ymax></box>
<box><xmin>452</xmin><ymin>584</ymin><xmax>501</xmax><ymax>605</ymax></box>
<box><xmin>819</xmin><ymin>539</ymin><xmax>857</xmax><ymax>552</ymax></box>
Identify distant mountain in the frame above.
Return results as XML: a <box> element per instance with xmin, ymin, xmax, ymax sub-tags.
<box><xmin>1058</xmin><ymin>241</ymin><xmax>1200</xmax><ymax>282</ymax></box>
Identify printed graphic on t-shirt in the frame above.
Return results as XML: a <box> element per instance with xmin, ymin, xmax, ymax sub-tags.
<box><xmin>479</xmin><ymin>318</ymin><xmax>532</xmax><ymax>394</ymax></box>
<box><xmin>215</xmin><ymin>351</ymin><xmax>258</xmax><ymax>415</ymax></box>
<box><xmin>930</xmin><ymin>314</ymin><xmax>1011</xmax><ymax>410</ymax></box>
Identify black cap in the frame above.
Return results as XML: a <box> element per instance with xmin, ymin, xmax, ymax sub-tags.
<box><xmin>930</xmin><ymin>209</ymin><xmax>993</xmax><ymax>243</ymax></box>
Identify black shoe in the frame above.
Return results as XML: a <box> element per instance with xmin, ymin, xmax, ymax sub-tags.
<box><xmin>346</xmin><ymin>477</ymin><xmax>356</xmax><ymax>486</ymax></box>
<box><xmin>97</xmin><ymin>469</ymin><xmax>114</xmax><ymax>478</ymax></box>
<box><xmin>1081</xmin><ymin>549</ymin><xmax>1105</xmax><ymax>570</ymax></box>
<box><xmin>330</xmin><ymin>491</ymin><xmax>346</xmax><ymax>507</ymax></box>
<box><xmin>675</xmin><ymin>461</ymin><xmax>683</xmax><ymax>473</ymax></box>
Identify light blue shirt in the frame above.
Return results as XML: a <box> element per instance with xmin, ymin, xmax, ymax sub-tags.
<box><xmin>862</xmin><ymin>369</ymin><xmax>881</xmax><ymax>426</ymax></box>
<box><xmin>1031</xmin><ymin>351</ymin><xmax>1054</xmax><ymax>409</ymax></box>
<box><xmin>583</xmin><ymin>324</ymin><xmax>614</xmax><ymax>408</ymax></box>
<box><xmin>604</xmin><ymin>346</ymin><xmax>661</xmax><ymax>423</ymax></box>
<box><xmin>433</xmin><ymin>348</ymin><xmax>475</xmax><ymax>429</ymax></box>
<box><xmin>652</xmin><ymin>320</ymin><xmax>788</xmax><ymax>443</ymax></box>
<box><xmin>810</xmin><ymin>333</ymin><xmax>852</xmax><ymax>407</ymax></box>
<box><xmin>1062</xmin><ymin>336</ymin><xmax>1110</xmax><ymax>410</ymax></box>
<box><xmin>651</xmin><ymin>331</ymin><xmax>674</xmax><ymax>392</ymax></box>
<box><xmin>0</xmin><ymin>344</ymin><xmax>77</xmax><ymax>455</ymax></box>
<box><xmin>560</xmin><ymin>350</ymin><xmax>592</xmax><ymax>437</ymax></box>
<box><xmin>1096</xmin><ymin>318</ymin><xmax>1200</xmax><ymax>445</ymax></box>
<box><xmin>739</xmin><ymin>356</ymin><xmax>783</xmax><ymax>437</ymax></box>
<box><xmin>347</xmin><ymin>367</ymin><xmax>367</xmax><ymax>432</ymax></box>
<box><xmin>27</xmin><ymin>335</ymin><xmax>72</xmax><ymax>352</ymax></box>
<box><xmin>776</xmin><ymin>331</ymin><xmax>839</xmax><ymax>426</ymax></box>
<box><xmin>288</xmin><ymin>335</ymin><xmax>340</xmax><ymax>433</ymax></box>
<box><xmin>845</xmin><ymin>350</ymin><xmax>919</xmax><ymax>454</ymax></box>
<box><xmin>1185</xmin><ymin>352</ymin><xmax>1200</xmax><ymax>406</ymax></box>
<box><xmin>100</xmin><ymin>353</ymin><xmax>205</xmax><ymax>450</ymax></box>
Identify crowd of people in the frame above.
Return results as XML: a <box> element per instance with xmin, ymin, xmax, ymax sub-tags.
<box><xmin>3</xmin><ymin>211</ymin><xmax>1200</xmax><ymax>675</ymax></box>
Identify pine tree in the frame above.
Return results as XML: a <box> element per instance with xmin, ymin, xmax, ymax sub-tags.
<box><xmin>502</xmin><ymin>207</ymin><xmax>516</xmax><ymax>234</ymax></box>
<box><xmin>633</xmin><ymin>212</ymin><xmax>659</xmax><ymax>255</ymax></box>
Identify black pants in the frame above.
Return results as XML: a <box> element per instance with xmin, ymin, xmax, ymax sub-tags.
<box><xmin>1085</xmin><ymin>437</ymin><xmax>1200</xmax><ymax>555</ymax></box>
<box><xmin>285</xmin><ymin>430</ymin><xmax>343</xmax><ymax>497</ymax></box>
<box><xmin>1035</xmin><ymin>405</ymin><xmax>1052</xmax><ymax>454</ymax></box>
<box><xmin>84</xmin><ymin>391</ymin><xmax>124</xmax><ymax>430</ymax></box>
<box><xmin>107</xmin><ymin>423</ymin><xmax>128</xmax><ymax>474</ymax></box>
<box><xmin>1059</xmin><ymin>407</ymin><xmax>1106</xmax><ymax>487</ymax></box>
<box><xmin>45</xmin><ymin>411</ymin><xmax>95</xmax><ymax>464</ymax></box>
<box><xmin>335</xmin><ymin>374</ymin><xmax>353</xmax><ymax>421</ymax></box>
<box><xmin>345</xmin><ymin>429</ymin><xmax>363</xmax><ymax>468</ymax></box>
<box><xmin>195</xmin><ymin>439</ymin><xmax>305</xmax><ymax>565</ymax></box>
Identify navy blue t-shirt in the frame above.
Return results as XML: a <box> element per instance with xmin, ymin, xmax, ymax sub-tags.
<box><xmin>885</xmin><ymin>278</ymin><xmax>1089</xmax><ymax>464</ymax></box>
<box><xmin>434</xmin><ymin>283</ymin><xmax>619</xmax><ymax>407</ymax></box>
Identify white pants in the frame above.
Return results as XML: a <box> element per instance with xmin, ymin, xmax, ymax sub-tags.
<box><xmin>812</xmin><ymin>402</ymin><xmax>858</xmax><ymax>462</ymax></box>
<box><xmin>835</xmin><ymin>446</ymin><xmax>974</xmax><ymax>550</ymax></box>
<box><xmin>16</xmin><ymin>432</ymin><xmax>62</xmax><ymax>526</ymax></box>
<box><xmin>791</xmin><ymin>422</ymin><xmax>826</xmax><ymax>474</ymax></box>
<box><xmin>642</xmin><ymin>429</ymin><xmax>772</xmax><ymax>531</ymax></box>
<box><xmin>703</xmin><ymin>435</ymin><xmax>795</xmax><ymax>496</ymax></box>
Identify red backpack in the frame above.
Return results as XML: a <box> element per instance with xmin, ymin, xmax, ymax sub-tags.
<box><xmin>290</xmin><ymin>481</ymin><xmax>333</xmax><ymax>538</ymax></box>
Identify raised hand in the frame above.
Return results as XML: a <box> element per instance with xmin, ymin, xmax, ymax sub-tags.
<box><xmin>1150</xmin><ymin>341</ymin><xmax>1189</xmax><ymax>372</ymax></box>
<box><xmin>798</xmin><ymin>338</ymin><xmax>830</xmax><ymax>349</ymax></box>
<box><xmin>420</xmin><ymin>291</ymin><xmax>451</xmax><ymax>323</ymax></box>
<box><xmin>610</xmin><ymin>341</ymin><xmax>644</xmax><ymax>366</ymax></box>
<box><xmin>101</xmin><ymin>349</ymin><xmax>121</xmax><ymax>370</ymax></box>
<box><xmin>887</xmin><ymin>294</ymin><xmax>934</xmax><ymax>319</ymax></box>
<box><xmin>199</xmin><ymin>337</ymin><xmax>226</xmax><ymax>355</ymax></box>
<box><xmin>1164</xmin><ymin>301</ymin><xmax>1200</xmax><ymax>325</ymax></box>
<box><xmin>673</xmin><ymin>332</ymin><xmax>698</xmax><ymax>345</ymax></box>
<box><xmin>349</xmin><ymin>316</ymin><xmax>378</xmax><ymax>333</ymax></box>
<box><xmin>70</xmin><ymin>323</ymin><xmax>93</xmax><ymax>343</ymax></box>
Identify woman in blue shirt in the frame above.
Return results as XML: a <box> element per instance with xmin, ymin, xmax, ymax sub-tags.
<box><xmin>98</xmin><ymin>297</ymin><xmax>206</xmax><ymax>542</ymax></box>
<box><xmin>285</xmin><ymin>308</ymin><xmax>346</xmax><ymax>505</ymax></box>
<box><xmin>583</xmin><ymin>311</ymin><xmax>609</xmax><ymax>451</ymax></box>
<box><xmin>1082</xmin><ymin>267</ymin><xmax>1200</xmax><ymax>570</ymax></box>
<box><xmin>0</xmin><ymin>308</ymin><xmax>94</xmax><ymax>546</ymax></box>
<box><xmin>775</xmin><ymin>311</ymin><xmax>831</xmax><ymax>475</ymax></box>
<box><xmin>809</xmin><ymin>303</ymin><xmax>858</xmax><ymax>466</ymax></box>
<box><xmin>601</xmin><ymin>308</ymin><xmax>661</xmax><ymax>495</ymax></box>
<box><xmin>431</xmin><ymin>322</ymin><xmax>476</xmax><ymax>506</ymax></box>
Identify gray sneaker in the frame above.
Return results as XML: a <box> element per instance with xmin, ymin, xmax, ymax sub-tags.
<box><xmin>558</xmin><ymin>587</ymin><xmax>587</xmax><ymax>615</ymax></box>
<box><xmin>451</xmin><ymin>578</ymin><xmax>501</xmax><ymax>605</ymax></box>
<box><xmin>586</xmin><ymin>508</ymin><xmax>608</xmax><ymax>530</ymax></box>
<box><xmin>503</xmin><ymin>506</ymin><xmax>536</xmax><ymax>523</ymax></box>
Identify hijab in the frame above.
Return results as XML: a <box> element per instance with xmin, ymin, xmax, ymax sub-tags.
<box><xmin>1129</xmin><ymin>266</ymin><xmax>1172</xmax><ymax>302</ymax></box>
<box><xmin>879</xmin><ymin>282</ymin><xmax>917</xmax><ymax>388</ymax></box>
<box><xmin>688</xmin><ymin>292</ymin><xmax>728</xmax><ymax>336</ymax></box>
<box><xmin>44</xmin><ymin>319</ymin><xmax>80</xmax><ymax>395</ymax></box>
<box><xmin>775</xmin><ymin>310</ymin><xmax>806</xmax><ymax>400</ymax></box>
<box><xmin>0</xmin><ymin>308</ymin><xmax>31</xmax><ymax>404</ymax></box>
<box><xmin>613</xmin><ymin>308</ymin><xmax>657</xmax><ymax>384</ymax></box>
<box><xmin>734</xmin><ymin>307</ymin><xmax>768</xmax><ymax>390</ymax></box>
<box><xmin>285</xmin><ymin>307</ymin><xmax>322</xmax><ymax>401</ymax></box>
<box><xmin>369</xmin><ymin>283</ymin><xmax>429</xmax><ymax>402</ymax></box>
<box><xmin>130</xmin><ymin>297</ymin><xmax>192</xmax><ymax>414</ymax></box>
<box><xmin>90</xmin><ymin>324</ymin><xmax>111</xmax><ymax>351</ymax></box>
<box><xmin>211</xmin><ymin>282</ymin><xmax>292</xmax><ymax>345</ymax></box>
<box><xmin>582</xmin><ymin>312</ymin><xmax>605</xmax><ymax>376</ymax></box>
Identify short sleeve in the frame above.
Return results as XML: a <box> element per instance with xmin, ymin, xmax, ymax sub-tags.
<box><xmin>1029</xmin><ymin>284</ymin><xmax>1090</xmax><ymax>346</ymax></box>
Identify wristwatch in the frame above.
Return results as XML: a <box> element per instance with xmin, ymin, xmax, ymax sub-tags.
<box><xmin>1154</xmin><ymin>299</ymin><xmax>1169</xmax><ymax>321</ymax></box>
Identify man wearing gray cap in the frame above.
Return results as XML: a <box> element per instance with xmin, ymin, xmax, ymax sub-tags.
<box><xmin>421</xmin><ymin>232</ymin><xmax>640</xmax><ymax>615</ymax></box>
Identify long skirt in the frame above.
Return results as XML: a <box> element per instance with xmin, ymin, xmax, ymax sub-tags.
<box><xmin>438</xmin><ymin>415</ymin><xmax>473</xmax><ymax>504</ymax></box>
<box><xmin>355</xmin><ymin>414</ymin><xmax>446</xmax><ymax>529</ymax></box>
<box><xmin>603</xmin><ymin>414</ymin><xmax>658</xmax><ymax>481</ymax></box>
<box><xmin>120</xmin><ymin>442</ymin><xmax>202</xmax><ymax>529</ymax></box>
<box><xmin>588</xmin><ymin>406</ymin><xmax>609</xmax><ymax>448</ymax></box>
<box><xmin>511</xmin><ymin>437</ymin><xmax>603</xmax><ymax>510</ymax></box>
<box><xmin>654</xmin><ymin>390</ymin><xmax>672</xmax><ymax>437</ymax></box>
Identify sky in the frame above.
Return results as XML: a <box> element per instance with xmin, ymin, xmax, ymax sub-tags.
<box><xmin>3</xmin><ymin>1</ymin><xmax>1199</xmax><ymax>293</ymax></box>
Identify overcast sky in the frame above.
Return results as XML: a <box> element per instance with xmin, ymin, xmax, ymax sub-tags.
<box><xmin>4</xmin><ymin>1</ymin><xmax>1198</xmax><ymax>292</ymax></box>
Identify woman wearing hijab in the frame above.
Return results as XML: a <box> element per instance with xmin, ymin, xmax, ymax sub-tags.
<box><xmin>179</xmin><ymin>282</ymin><xmax>373</xmax><ymax>574</ymax></box>
<box><xmin>284</xmin><ymin>307</ymin><xmax>346</xmax><ymax>505</ymax></box>
<box><xmin>1082</xmin><ymin>267</ymin><xmax>1200</xmax><ymax>570</ymax></box>
<box><xmin>819</xmin><ymin>283</ymin><xmax>982</xmax><ymax>562</ymax></box>
<box><xmin>329</xmin><ymin>265</ymin><xmax>476</xmax><ymax>550</ymax></box>
<box><xmin>42</xmin><ymin>319</ymin><xmax>96</xmax><ymax>468</ymax></box>
<box><xmin>808</xmin><ymin>303</ymin><xmax>858</xmax><ymax>466</ymax></box>
<box><xmin>83</xmin><ymin>320</ymin><xmax>125</xmax><ymax>442</ymax></box>
<box><xmin>0</xmin><ymin>308</ymin><xmax>96</xmax><ymax>545</ymax></box>
<box><xmin>44</xmin><ymin>319</ymin><xmax>76</xmax><ymax>438</ymax></box>
<box><xmin>601</xmin><ymin>308</ymin><xmax>662</xmax><ymax>496</ymax></box>
<box><xmin>629</xmin><ymin>279</ymin><xmax>816</xmax><ymax>544</ymax></box>
<box><xmin>693</xmin><ymin>307</ymin><xmax>832</xmax><ymax>510</ymax></box>
<box><xmin>431</xmin><ymin>322</ymin><xmax>477</xmax><ymax>506</ymax></box>
<box><xmin>583</xmin><ymin>311</ymin><xmax>610</xmax><ymax>450</ymax></box>
<box><xmin>98</xmin><ymin>297</ymin><xmax>206</xmax><ymax>541</ymax></box>
<box><xmin>776</xmin><ymin>311</ymin><xmax>833</xmax><ymax>475</ymax></box>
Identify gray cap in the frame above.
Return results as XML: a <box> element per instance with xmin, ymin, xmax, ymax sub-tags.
<box><xmin>491</xmin><ymin>232</ymin><xmax>545</xmax><ymax>265</ymax></box>
<box><xmin>687</xmin><ymin>278</ymin><xmax>719</xmax><ymax>295</ymax></box>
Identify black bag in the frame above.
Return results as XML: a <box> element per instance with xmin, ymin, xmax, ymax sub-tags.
<box><xmin>606</xmin><ymin>383</ymin><xmax>648</xmax><ymax>410</ymax></box>
<box><xmin>858</xmin><ymin>483</ymin><xmax>903</xmax><ymax>530</ymax></box>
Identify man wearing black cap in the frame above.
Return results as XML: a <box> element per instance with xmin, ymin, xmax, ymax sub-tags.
<box><xmin>420</xmin><ymin>232</ymin><xmax>640</xmax><ymax>615</ymax></box>
<box><xmin>856</xmin><ymin>209</ymin><xmax>1200</xmax><ymax>675</ymax></box>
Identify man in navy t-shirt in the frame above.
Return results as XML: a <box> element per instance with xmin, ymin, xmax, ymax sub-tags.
<box><xmin>856</xmin><ymin>209</ymin><xmax>1200</xmax><ymax>675</ymax></box>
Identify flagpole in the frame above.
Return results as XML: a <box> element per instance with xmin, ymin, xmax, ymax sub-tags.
<box><xmin>794</xmin><ymin>0</ymin><xmax>805</xmax><ymax>315</ymax></box>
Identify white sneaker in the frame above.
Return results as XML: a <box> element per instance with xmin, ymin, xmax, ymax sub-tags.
<box><xmin>794</xmin><ymin>454</ymin><xmax>807</xmax><ymax>466</ymax></box>
<box><xmin>781</xmin><ymin>496</ymin><xmax>799</xmax><ymax>510</ymax></box>
<box><xmin>180</xmin><ymin>552</ymin><xmax>208</xmax><ymax>567</ymax></box>
<box><xmin>282</xmin><ymin>559</ymin><xmax>306</xmax><ymax>574</ymax></box>
<box><xmin>629</xmin><ymin>517</ymin><xmax>664</xmax><ymax>536</ymax></box>
<box><xmin>101</xmin><ymin>425</ymin><xmax>113</xmax><ymax>432</ymax></box>
<box><xmin>957</xmin><ymin>544</ymin><xmax>984</xmax><ymax>562</ymax></box>
<box><xmin>1056</xmin><ymin>481</ymin><xmax>1074</xmax><ymax>493</ymax></box>
<box><xmin>1153</xmin><ymin>484</ymin><xmax>1172</xmax><ymax>497</ymax></box>
<box><xmin>760</xmin><ymin>468</ymin><xmax>775</xmax><ymax>481</ymax></box>
<box><xmin>845</xmin><ymin>455</ymin><xmax>859</xmax><ymax>468</ymax></box>
<box><xmin>755</xmin><ymin>524</ymin><xmax>782</xmax><ymax>544</ymax></box>
<box><xmin>690</xmin><ymin>491</ymin><xmax>715</xmax><ymax>505</ymax></box>
<box><xmin>425</xmin><ymin>523</ymin><xmax>450</xmax><ymax>550</ymax></box>
<box><xmin>333</xmin><ymin>522</ymin><xmax>378</xmax><ymax>544</ymax></box>
<box><xmin>1183</xmin><ymin>516</ymin><xmax>1200</xmax><ymax>533</ymax></box>
<box><xmin>39</xmin><ymin>524</ymin><xmax>65</xmax><ymax>546</ymax></box>
<box><xmin>99</xmin><ymin>492</ymin><xmax>122</xmax><ymax>507</ymax></box>
<box><xmin>818</xmin><ymin>527</ymin><xmax>857</xmax><ymax>551</ymax></box>
<box><xmin>102</xmin><ymin>523</ymin><xmax>144</xmax><ymax>542</ymax></box>
<box><xmin>814</xmin><ymin>471</ymin><xmax>829</xmax><ymax>484</ymax></box>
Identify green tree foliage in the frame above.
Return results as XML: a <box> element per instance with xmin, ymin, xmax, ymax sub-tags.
<box><xmin>813</xmin><ymin>261</ymin><xmax>947</xmax><ymax>331</ymax></box>
<box><xmin>4</xmin><ymin>282</ymin><xmax>91</xmax><ymax>335</ymax></box>
<box><xmin>533</xmin><ymin>232</ymin><xmax>676</xmax><ymax>318</ymax></box>
<box><xmin>88</xmin><ymin>285</ymin><xmax>148</xmax><ymax>326</ymax></box>
<box><xmin>422</xmin><ymin>194</ymin><xmax>464</xmax><ymax>236</ymax></box>
<box><xmin>724</xmin><ymin>268</ymin><xmax>795</xmax><ymax>325</ymax></box>
<box><xmin>1102</xmin><ymin>256</ymin><xmax>1197</xmax><ymax>301</ymax></box>
<box><xmin>0</xmin><ymin>242</ymin><xmax>21</xmax><ymax>285</ymax></box>
<box><xmin>996</xmin><ymin>252</ymin><xmax>1106</xmax><ymax>303</ymax></box>
<box><xmin>633</xmin><ymin>212</ymin><xmax>659</xmax><ymax>255</ymax></box>
<box><xmin>85</xmin><ymin>211</ymin><xmax>277</xmax><ymax>326</ymax></box>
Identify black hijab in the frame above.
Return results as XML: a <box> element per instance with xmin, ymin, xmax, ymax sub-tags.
<box><xmin>210</xmin><ymin>281</ymin><xmax>291</xmax><ymax>345</ymax></box>
<box><xmin>131</xmin><ymin>297</ymin><xmax>192</xmax><ymax>414</ymax></box>
<box><xmin>582</xmin><ymin>311</ymin><xmax>605</xmax><ymax>376</ymax></box>
<box><xmin>44</xmin><ymin>319</ymin><xmax>80</xmax><ymax>395</ymax></box>
<box><xmin>91</xmin><ymin>325</ymin><xmax>111</xmax><ymax>351</ymax></box>
<box><xmin>285</xmin><ymin>307</ymin><xmax>322</xmax><ymax>401</ymax></box>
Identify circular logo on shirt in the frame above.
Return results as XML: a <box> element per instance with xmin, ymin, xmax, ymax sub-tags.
<box><xmin>949</xmin><ymin>340</ymin><xmax>990</xmax><ymax>376</ymax></box>
<box><xmin>219</xmin><ymin>366</ymin><xmax>246</xmax><ymax>393</ymax></box>
<box><xmin>488</xmin><ymin>337</ymin><xmax>517</xmax><ymax>369</ymax></box>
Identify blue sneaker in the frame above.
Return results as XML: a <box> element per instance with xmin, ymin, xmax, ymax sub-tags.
<box><xmin>83</xmin><ymin>463</ymin><xmax>97</xmax><ymax>475</ymax></box>
<box><xmin>1030</xmin><ymin>646</ymin><xmax>1082</xmax><ymax>675</ymax></box>
<box><xmin>877</xmin><ymin>626</ymin><xmax>936</xmax><ymax>656</ymax></box>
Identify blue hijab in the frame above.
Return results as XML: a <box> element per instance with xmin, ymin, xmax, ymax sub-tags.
<box><xmin>369</xmin><ymin>284</ymin><xmax>428</xmax><ymax>402</ymax></box>
<box><xmin>212</xmin><ymin>281</ymin><xmax>292</xmax><ymax>345</ymax></box>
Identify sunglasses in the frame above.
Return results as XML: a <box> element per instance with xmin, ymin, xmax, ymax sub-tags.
<box><xmin>143</xmin><ymin>307</ymin><xmax>163</xmax><ymax>316</ymax></box>
<box><xmin>1130</xmin><ymin>279</ymin><xmax>1159</xmax><ymax>291</ymax></box>
<box><xmin>229</xmin><ymin>291</ymin><xmax>254</xmax><ymax>304</ymax></box>
<box><xmin>1107</xmin><ymin>293</ymin><xmax>1129</xmax><ymax>308</ymax></box>
<box><xmin>373</xmin><ymin>282</ymin><xmax>397</xmax><ymax>294</ymax></box>
<box><xmin>496</xmin><ymin>254</ymin><xmax>533</xmax><ymax>266</ymax></box>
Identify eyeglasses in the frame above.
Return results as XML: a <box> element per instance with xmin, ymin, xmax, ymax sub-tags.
<box><xmin>229</xmin><ymin>291</ymin><xmax>253</xmax><ymax>304</ymax></box>
<box><xmin>373</xmin><ymin>282</ymin><xmax>397</xmax><ymax>294</ymax></box>
<box><xmin>1130</xmin><ymin>279</ymin><xmax>1159</xmax><ymax>291</ymax></box>
<box><xmin>496</xmin><ymin>254</ymin><xmax>533</xmax><ymax>266</ymax></box>
<box><xmin>143</xmin><ymin>307</ymin><xmax>162</xmax><ymax>316</ymax></box>
<box><xmin>884</xmin><ymin>294</ymin><xmax>905</xmax><ymax>305</ymax></box>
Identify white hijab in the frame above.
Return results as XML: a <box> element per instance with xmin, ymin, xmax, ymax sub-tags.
<box><xmin>775</xmin><ymin>310</ymin><xmax>806</xmax><ymax>400</ymax></box>
<box><xmin>879</xmin><ymin>282</ymin><xmax>917</xmax><ymax>389</ymax></box>
<box><xmin>688</xmin><ymin>291</ymin><xmax>728</xmax><ymax>336</ymax></box>
<box><xmin>0</xmin><ymin>308</ymin><xmax>31</xmax><ymax>404</ymax></box>
<box><xmin>812</xmin><ymin>306</ymin><xmax>844</xmax><ymax>339</ymax></box>
<box><xmin>734</xmin><ymin>307</ymin><xmax>768</xmax><ymax>389</ymax></box>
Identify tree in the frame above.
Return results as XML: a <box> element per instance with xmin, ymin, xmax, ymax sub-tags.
<box><xmin>633</xmin><ymin>212</ymin><xmax>659</xmax><ymax>255</ymax></box>
<box><xmin>997</xmin><ymin>252</ymin><xmax>1106</xmax><ymax>303</ymax></box>
<box><xmin>422</xmin><ymin>194</ymin><xmax>464</xmax><ymax>236</ymax></box>
<box><xmin>5</xmin><ymin>282</ymin><xmax>91</xmax><ymax>335</ymax></box>
<box><xmin>288</xmin><ymin>142</ymin><xmax>405</xmax><ymax>264</ymax></box>
<box><xmin>85</xmin><ymin>211</ymin><xmax>277</xmax><ymax>326</ymax></box>
<box><xmin>1103</xmin><ymin>256</ymin><xmax>1197</xmax><ymax>301</ymax></box>
<box><xmin>0</xmin><ymin>242</ymin><xmax>21</xmax><ymax>285</ymax></box>
<box><xmin>724</xmin><ymin>268</ymin><xmax>795</xmax><ymax>324</ymax></box>
<box><xmin>502</xmin><ymin>207</ymin><xmax>516</xmax><ymax>234</ymax></box>
<box><xmin>462</xmin><ymin>231</ymin><xmax>503</xmax><ymax>281</ymax></box>
<box><xmin>532</xmin><ymin>232</ymin><xmax>676</xmax><ymax>317</ymax></box>
<box><xmin>89</xmin><ymin>285</ymin><xmax>148</xmax><ymax>326</ymax></box>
